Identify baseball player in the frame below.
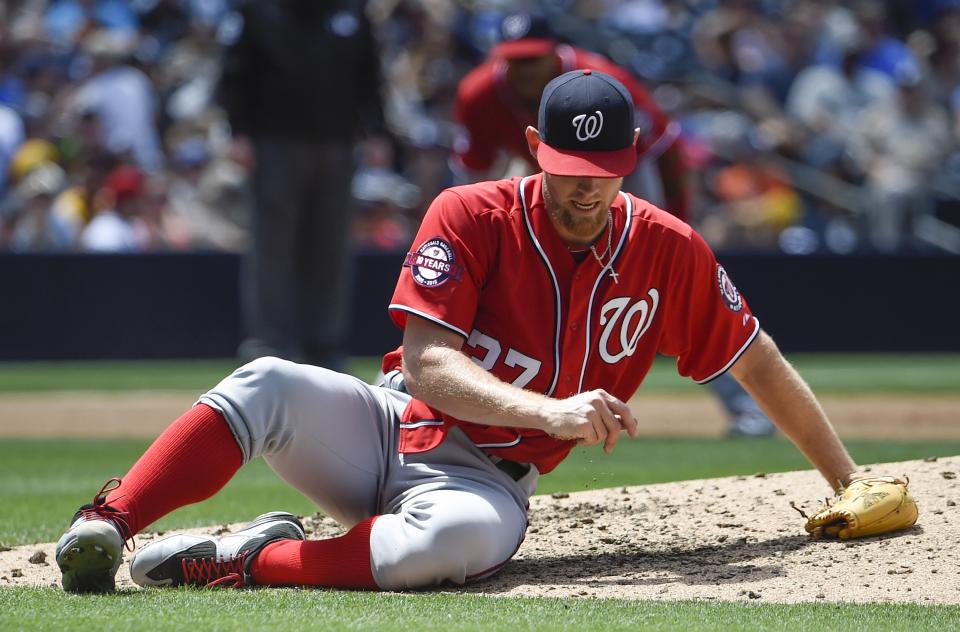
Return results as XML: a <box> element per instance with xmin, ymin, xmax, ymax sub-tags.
<box><xmin>454</xmin><ymin>13</ymin><xmax>687</xmax><ymax>220</ymax></box>
<box><xmin>455</xmin><ymin>12</ymin><xmax>774</xmax><ymax>436</ymax></box>
<box><xmin>55</xmin><ymin>70</ymin><xmax>905</xmax><ymax>594</ymax></box>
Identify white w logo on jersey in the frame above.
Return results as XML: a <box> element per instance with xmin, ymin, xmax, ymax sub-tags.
<box><xmin>598</xmin><ymin>290</ymin><xmax>660</xmax><ymax>364</ymax></box>
<box><xmin>571</xmin><ymin>111</ymin><xmax>604</xmax><ymax>141</ymax></box>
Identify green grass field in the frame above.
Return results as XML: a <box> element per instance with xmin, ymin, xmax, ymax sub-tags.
<box><xmin>1</xmin><ymin>353</ymin><xmax>958</xmax><ymax>393</ymax></box>
<box><xmin>1</xmin><ymin>589</ymin><xmax>957</xmax><ymax>632</ymax></box>
<box><xmin>1</xmin><ymin>354</ymin><xmax>958</xmax><ymax>630</ymax></box>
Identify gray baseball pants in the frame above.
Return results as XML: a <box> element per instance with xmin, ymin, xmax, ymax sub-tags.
<box><xmin>198</xmin><ymin>357</ymin><xmax>536</xmax><ymax>589</ymax></box>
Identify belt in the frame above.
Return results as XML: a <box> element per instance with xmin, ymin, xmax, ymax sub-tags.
<box><xmin>494</xmin><ymin>458</ymin><xmax>532</xmax><ymax>481</ymax></box>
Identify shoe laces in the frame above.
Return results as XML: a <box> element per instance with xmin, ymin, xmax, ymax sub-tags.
<box><xmin>78</xmin><ymin>477</ymin><xmax>136</xmax><ymax>552</ymax></box>
<box><xmin>181</xmin><ymin>553</ymin><xmax>248</xmax><ymax>588</ymax></box>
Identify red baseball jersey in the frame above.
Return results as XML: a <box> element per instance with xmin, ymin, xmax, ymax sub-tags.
<box><xmin>453</xmin><ymin>45</ymin><xmax>680</xmax><ymax>178</ymax></box>
<box><xmin>384</xmin><ymin>174</ymin><xmax>758</xmax><ymax>474</ymax></box>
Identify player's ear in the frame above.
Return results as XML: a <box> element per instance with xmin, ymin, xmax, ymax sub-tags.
<box><xmin>525</xmin><ymin>126</ymin><xmax>541</xmax><ymax>161</ymax></box>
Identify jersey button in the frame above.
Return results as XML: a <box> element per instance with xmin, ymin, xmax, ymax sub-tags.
<box><xmin>570</xmin><ymin>322</ymin><xmax>579</xmax><ymax>331</ymax></box>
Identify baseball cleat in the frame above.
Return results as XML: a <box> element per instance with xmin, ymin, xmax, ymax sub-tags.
<box><xmin>56</xmin><ymin>478</ymin><xmax>134</xmax><ymax>593</ymax></box>
<box><xmin>130</xmin><ymin>511</ymin><xmax>305</xmax><ymax>588</ymax></box>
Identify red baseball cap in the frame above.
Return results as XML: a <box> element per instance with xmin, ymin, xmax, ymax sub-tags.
<box><xmin>536</xmin><ymin>69</ymin><xmax>638</xmax><ymax>178</ymax></box>
<box><xmin>490</xmin><ymin>13</ymin><xmax>556</xmax><ymax>60</ymax></box>
<box><xmin>103</xmin><ymin>165</ymin><xmax>144</xmax><ymax>203</ymax></box>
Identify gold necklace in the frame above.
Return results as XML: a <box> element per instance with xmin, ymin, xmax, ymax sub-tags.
<box><xmin>589</xmin><ymin>209</ymin><xmax>618</xmax><ymax>284</ymax></box>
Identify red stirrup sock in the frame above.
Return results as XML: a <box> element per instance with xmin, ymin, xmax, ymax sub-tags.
<box><xmin>104</xmin><ymin>403</ymin><xmax>243</xmax><ymax>535</ymax></box>
<box><xmin>250</xmin><ymin>517</ymin><xmax>378</xmax><ymax>589</ymax></box>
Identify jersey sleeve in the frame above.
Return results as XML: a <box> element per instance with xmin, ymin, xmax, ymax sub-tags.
<box><xmin>662</xmin><ymin>230</ymin><xmax>760</xmax><ymax>383</ymax></box>
<box><xmin>388</xmin><ymin>189</ymin><xmax>493</xmax><ymax>338</ymax></box>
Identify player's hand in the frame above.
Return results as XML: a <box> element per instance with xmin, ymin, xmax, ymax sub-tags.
<box><xmin>542</xmin><ymin>390</ymin><xmax>638</xmax><ymax>454</ymax></box>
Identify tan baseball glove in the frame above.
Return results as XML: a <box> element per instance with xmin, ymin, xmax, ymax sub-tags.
<box><xmin>797</xmin><ymin>476</ymin><xmax>918</xmax><ymax>539</ymax></box>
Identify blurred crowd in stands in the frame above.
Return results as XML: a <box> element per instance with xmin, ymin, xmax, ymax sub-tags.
<box><xmin>2</xmin><ymin>0</ymin><xmax>960</xmax><ymax>255</ymax></box>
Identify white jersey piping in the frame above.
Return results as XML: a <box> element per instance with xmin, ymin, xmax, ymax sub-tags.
<box><xmin>694</xmin><ymin>316</ymin><xmax>761</xmax><ymax>384</ymax></box>
<box><xmin>398</xmin><ymin>419</ymin><xmax>444</xmax><ymax>429</ymax></box>
<box><xmin>474</xmin><ymin>435</ymin><xmax>522</xmax><ymax>449</ymax></box>
<box><xmin>577</xmin><ymin>191</ymin><xmax>634</xmax><ymax>393</ymax></box>
<box><xmin>519</xmin><ymin>175</ymin><xmax>562</xmax><ymax>396</ymax></box>
<box><xmin>388</xmin><ymin>304</ymin><xmax>469</xmax><ymax>339</ymax></box>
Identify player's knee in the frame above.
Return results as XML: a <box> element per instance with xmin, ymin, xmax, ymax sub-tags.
<box><xmin>229</xmin><ymin>356</ymin><xmax>301</xmax><ymax>398</ymax></box>
<box><xmin>239</xmin><ymin>356</ymin><xmax>293</xmax><ymax>381</ymax></box>
<box><xmin>208</xmin><ymin>356</ymin><xmax>299</xmax><ymax>438</ymax></box>
<box><xmin>369</xmin><ymin>505</ymin><xmax>523</xmax><ymax>590</ymax></box>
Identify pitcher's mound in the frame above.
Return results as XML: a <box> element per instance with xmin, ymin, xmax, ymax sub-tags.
<box><xmin>3</xmin><ymin>457</ymin><xmax>956</xmax><ymax>603</ymax></box>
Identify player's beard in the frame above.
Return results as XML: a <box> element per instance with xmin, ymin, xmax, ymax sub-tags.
<box><xmin>542</xmin><ymin>179</ymin><xmax>616</xmax><ymax>244</ymax></box>
<box><xmin>548</xmin><ymin>202</ymin><xmax>607</xmax><ymax>241</ymax></box>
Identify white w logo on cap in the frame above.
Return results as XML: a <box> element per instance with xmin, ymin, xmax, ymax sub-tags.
<box><xmin>572</xmin><ymin>111</ymin><xmax>604</xmax><ymax>141</ymax></box>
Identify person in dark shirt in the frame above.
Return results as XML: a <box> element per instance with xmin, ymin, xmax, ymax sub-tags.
<box><xmin>217</xmin><ymin>0</ymin><xmax>383</xmax><ymax>368</ymax></box>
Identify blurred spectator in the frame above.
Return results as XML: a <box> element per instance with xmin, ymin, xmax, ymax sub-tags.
<box><xmin>43</xmin><ymin>0</ymin><xmax>139</xmax><ymax>44</ymax></box>
<box><xmin>351</xmin><ymin>135</ymin><xmax>420</xmax><ymax>251</ymax></box>
<box><xmin>217</xmin><ymin>0</ymin><xmax>384</xmax><ymax>367</ymax></box>
<box><xmin>10</xmin><ymin>138</ymin><xmax>59</xmax><ymax>182</ymax></box>
<box><xmin>703</xmin><ymin>140</ymin><xmax>802</xmax><ymax>250</ymax></box>
<box><xmin>854</xmin><ymin>62</ymin><xmax>952</xmax><ymax>251</ymax></box>
<box><xmin>65</xmin><ymin>29</ymin><xmax>163</xmax><ymax>171</ymax></box>
<box><xmin>851</xmin><ymin>0</ymin><xmax>923</xmax><ymax>81</ymax></box>
<box><xmin>163</xmin><ymin>132</ymin><xmax>248</xmax><ymax>251</ymax></box>
<box><xmin>0</xmin><ymin>0</ymin><xmax>955</xmax><ymax>257</ymax></box>
<box><xmin>369</xmin><ymin>0</ymin><xmax>466</xmax><ymax>244</ymax></box>
<box><xmin>0</xmin><ymin>41</ymin><xmax>26</xmax><ymax>114</ymax></box>
<box><xmin>786</xmin><ymin>34</ymin><xmax>896</xmax><ymax>149</ymax></box>
<box><xmin>5</xmin><ymin>161</ymin><xmax>74</xmax><ymax>251</ymax></box>
<box><xmin>79</xmin><ymin>163</ymin><xmax>147</xmax><ymax>251</ymax></box>
<box><xmin>0</xmin><ymin>103</ymin><xmax>25</xmax><ymax>197</ymax></box>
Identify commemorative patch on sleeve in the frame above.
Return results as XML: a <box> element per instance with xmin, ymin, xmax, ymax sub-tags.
<box><xmin>716</xmin><ymin>264</ymin><xmax>743</xmax><ymax>312</ymax></box>
<box><xmin>404</xmin><ymin>237</ymin><xmax>464</xmax><ymax>287</ymax></box>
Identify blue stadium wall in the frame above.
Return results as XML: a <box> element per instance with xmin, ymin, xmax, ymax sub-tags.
<box><xmin>1</xmin><ymin>252</ymin><xmax>958</xmax><ymax>360</ymax></box>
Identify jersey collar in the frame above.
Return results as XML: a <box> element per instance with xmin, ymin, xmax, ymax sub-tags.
<box><xmin>519</xmin><ymin>173</ymin><xmax>629</xmax><ymax>269</ymax></box>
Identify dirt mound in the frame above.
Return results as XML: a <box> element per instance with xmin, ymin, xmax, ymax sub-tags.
<box><xmin>3</xmin><ymin>457</ymin><xmax>957</xmax><ymax>603</ymax></box>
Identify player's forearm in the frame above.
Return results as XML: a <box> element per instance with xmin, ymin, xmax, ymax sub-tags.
<box><xmin>402</xmin><ymin>345</ymin><xmax>552</xmax><ymax>431</ymax></box>
<box><xmin>730</xmin><ymin>331</ymin><xmax>857</xmax><ymax>491</ymax></box>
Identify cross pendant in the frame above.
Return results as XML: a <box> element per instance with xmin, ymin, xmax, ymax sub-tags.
<box><xmin>609</xmin><ymin>268</ymin><xmax>619</xmax><ymax>284</ymax></box>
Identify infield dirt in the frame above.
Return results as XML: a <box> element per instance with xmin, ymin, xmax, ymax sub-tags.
<box><xmin>1</xmin><ymin>456</ymin><xmax>957</xmax><ymax>604</ymax></box>
<box><xmin>0</xmin><ymin>391</ymin><xmax>958</xmax><ymax>439</ymax></box>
